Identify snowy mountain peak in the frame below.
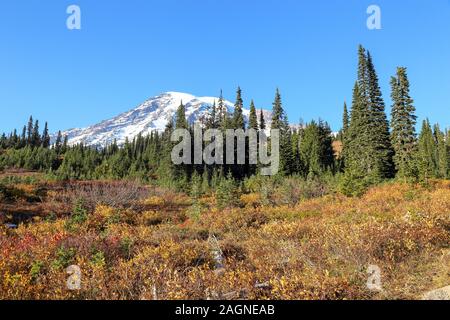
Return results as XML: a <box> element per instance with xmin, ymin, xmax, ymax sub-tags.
<box><xmin>55</xmin><ymin>92</ymin><xmax>272</xmax><ymax>147</ymax></box>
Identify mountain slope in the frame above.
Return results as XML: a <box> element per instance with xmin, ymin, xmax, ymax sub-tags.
<box><xmin>55</xmin><ymin>92</ymin><xmax>272</xmax><ymax>147</ymax></box>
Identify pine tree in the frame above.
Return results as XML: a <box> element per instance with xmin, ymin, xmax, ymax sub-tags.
<box><xmin>417</xmin><ymin>119</ymin><xmax>437</xmax><ymax>182</ymax></box>
<box><xmin>271</xmin><ymin>88</ymin><xmax>294</xmax><ymax>175</ymax></box>
<box><xmin>340</xmin><ymin>102</ymin><xmax>350</xmax><ymax>168</ymax></box>
<box><xmin>232</xmin><ymin>87</ymin><xmax>245</xmax><ymax>130</ymax></box>
<box><xmin>390</xmin><ymin>67</ymin><xmax>418</xmax><ymax>179</ymax></box>
<box><xmin>357</xmin><ymin>45</ymin><xmax>369</xmax><ymax>100</ymax></box>
<box><xmin>201</xmin><ymin>166</ymin><xmax>210</xmax><ymax>194</ymax></box>
<box><xmin>434</xmin><ymin>124</ymin><xmax>448</xmax><ymax>179</ymax></box>
<box><xmin>366</xmin><ymin>51</ymin><xmax>394</xmax><ymax>178</ymax></box>
<box><xmin>215</xmin><ymin>171</ymin><xmax>240</xmax><ymax>209</ymax></box>
<box><xmin>248</xmin><ymin>100</ymin><xmax>258</xmax><ymax>130</ymax></box>
<box><xmin>20</xmin><ymin>126</ymin><xmax>26</xmax><ymax>148</ymax></box>
<box><xmin>342</xmin><ymin>102</ymin><xmax>349</xmax><ymax>139</ymax></box>
<box><xmin>175</xmin><ymin>101</ymin><xmax>188</xmax><ymax>129</ymax></box>
<box><xmin>41</xmin><ymin>122</ymin><xmax>50</xmax><ymax>148</ymax></box>
<box><xmin>346</xmin><ymin>82</ymin><xmax>371</xmax><ymax>178</ymax></box>
<box><xmin>345</xmin><ymin>46</ymin><xmax>394</xmax><ymax>181</ymax></box>
<box><xmin>62</xmin><ymin>135</ymin><xmax>69</xmax><ymax>154</ymax></box>
<box><xmin>259</xmin><ymin>109</ymin><xmax>266</xmax><ymax>131</ymax></box>
<box><xmin>206</xmin><ymin>101</ymin><xmax>218</xmax><ymax>129</ymax></box>
<box><xmin>27</xmin><ymin>116</ymin><xmax>34</xmax><ymax>145</ymax></box>
<box><xmin>171</xmin><ymin>106</ymin><xmax>189</xmax><ymax>189</ymax></box>
<box><xmin>271</xmin><ymin>89</ymin><xmax>289</xmax><ymax>133</ymax></box>
<box><xmin>217</xmin><ymin>90</ymin><xmax>227</xmax><ymax>129</ymax></box>
<box><xmin>55</xmin><ymin>130</ymin><xmax>62</xmax><ymax>154</ymax></box>
<box><xmin>31</xmin><ymin>120</ymin><xmax>41</xmax><ymax>147</ymax></box>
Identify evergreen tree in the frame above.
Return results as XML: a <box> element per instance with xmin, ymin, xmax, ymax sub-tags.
<box><xmin>299</xmin><ymin>120</ymin><xmax>334</xmax><ymax>177</ymax></box>
<box><xmin>357</xmin><ymin>45</ymin><xmax>369</xmax><ymax>100</ymax></box>
<box><xmin>201</xmin><ymin>166</ymin><xmax>210</xmax><ymax>194</ymax></box>
<box><xmin>217</xmin><ymin>90</ymin><xmax>227</xmax><ymax>129</ymax></box>
<box><xmin>271</xmin><ymin>88</ymin><xmax>294</xmax><ymax>175</ymax></box>
<box><xmin>248</xmin><ymin>100</ymin><xmax>258</xmax><ymax>130</ymax></box>
<box><xmin>20</xmin><ymin>126</ymin><xmax>26</xmax><ymax>148</ymax></box>
<box><xmin>390</xmin><ymin>67</ymin><xmax>418</xmax><ymax>179</ymax></box>
<box><xmin>346</xmin><ymin>82</ymin><xmax>371</xmax><ymax>178</ymax></box>
<box><xmin>62</xmin><ymin>135</ymin><xmax>69</xmax><ymax>154</ymax></box>
<box><xmin>232</xmin><ymin>87</ymin><xmax>245</xmax><ymax>130</ymax></box>
<box><xmin>27</xmin><ymin>116</ymin><xmax>34</xmax><ymax>145</ymax></box>
<box><xmin>434</xmin><ymin>124</ymin><xmax>448</xmax><ymax>179</ymax></box>
<box><xmin>271</xmin><ymin>89</ymin><xmax>289</xmax><ymax>132</ymax></box>
<box><xmin>259</xmin><ymin>109</ymin><xmax>266</xmax><ymax>131</ymax></box>
<box><xmin>175</xmin><ymin>101</ymin><xmax>189</xmax><ymax>129</ymax></box>
<box><xmin>41</xmin><ymin>122</ymin><xmax>50</xmax><ymax>148</ymax></box>
<box><xmin>345</xmin><ymin>46</ymin><xmax>394</xmax><ymax>181</ymax></box>
<box><xmin>342</xmin><ymin>102</ymin><xmax>349</xmax><ymax>139</ymax></box>
<box><xmin>366</xmin><ymin>51</ymin><xmax>394</xmax><ymax>178</ymax></box>
<box><xmin>417</xmin><ymin>119</ymin><xmax>437</xmax><ymax>182</ymax></box>
<box><xmin>31</xmin><ymin>120</ymin><xmax>41</xmax><ymax>147</ymax></box>
<box><xmin>340</xmin><ymin>102</ymin><xmax>350</xmax><ymax>169</ymax></box>
<box><xmin>215</xmin><ymin>171</ymin><xmax>241</xmax><ymax>209</ymax></box>
<box><xmin>206</xmin><ymin>101</ymin><xmax>218</xmax><ymax>129</ymax></box>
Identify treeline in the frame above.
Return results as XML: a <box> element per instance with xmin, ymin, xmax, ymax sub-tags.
<box><xmin>0</xmin><ymin>88</ymin><xmax>336</xmax><ymax>190</ymax></box>
<box><xmin>0</xmin><ymin>45</ymin><xmax>449</xmax><ymax>194</ymax></box>
<box><xmin>0</xmin><ymin>116</ymin><xmax>52</xmax><ymax>149</ymax></box>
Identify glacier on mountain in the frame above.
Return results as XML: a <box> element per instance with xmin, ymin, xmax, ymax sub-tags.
<box><xmin>54</xmin><ymin>92</ymin><xmax>273</xmax><ymax>147</ymax></box>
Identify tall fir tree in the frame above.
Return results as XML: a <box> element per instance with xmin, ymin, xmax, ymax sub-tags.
<box><xmin>31</xmin><ymin>120</ymin><xmax>41</xmax><ymax>147</ymax></box>
<box><xmin>346</xmin><ymin>46</ymin><xmax>394</xmax><ymax>180</ymax></box>
<box><xmin>259</xmin><ymin>109</ymin><xmax>266</xmax><ymax>131</ymax></box>
<box><xmin>342</xmin><ymin>102</ymin><xmax>349</xmax><ymax>139</ymax></box>
<box><xmin>366</xmin><ymin>51</ymin><xmax>394</xmax><ymax>178</ymax></box>
<box><xmin>27</xmin><ymin>116</ymin><xmax>34</xmax><ymax>145</ymax></box>
<box><xmin>340</xmin><ymin>102</ymin><xmax>350</xmax><ymax>168</ymax></box>
<box><xmin>248</xmin><ymin>100</ymin><xmax>258</xmax><ymax>130</ymax></box>
<box><xmin>434</xmin><ymin>124</ymin><xmax>448</xmax><ymax>179</ymax></box>
<box><xmin>390</xmin><ymin>67</ymin><xmax>418</xmax><ymax>179</ymax></box>
<box><xmin>41</xmin><ymin>122</ymin><xmax>50</xmax><ymax>148</ymax></box>
<box><xmin>417</xmin><ymin>119</ymin><xmax>437</xmax><ymax>182</ymax></box>
<box><xmin>20</xmin><ymin>126</ymin><xmax>26</xmax><ymax>148</ymax></box>
<box><xmin>55</xmin><ymin>131</ymin><xmax>63</xmax><ymax>154</ymax></box>
<box><xmin>346</xmin><ymin>82</ymin><xmax>371</xmax><ymax>178</ymax></box>
<box><xmin>271</xmin><ymin>88</ymin><xmax>294</xmax><ymax>175</ymax></box>
<box><xmin>232</xmin><ymin>86</ymin><xmax>245</xmax><ymax>130</ymax></box>
<box><xmin>299</xmin><ymin>120</ymin><xmax>334</xmax><ymax>177</ymax></box>
<box><xmin>206</xmin><ymin>101</ymin><xmax>218</xmax><ymax>129</ymax></box>
<box><xmin>175</xmin><ymin>101</ymin><xmax>189</xmax><ymax>129</ymax></box>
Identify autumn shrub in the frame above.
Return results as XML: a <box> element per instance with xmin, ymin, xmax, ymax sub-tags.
<box><xmin>277</xmin><ymin>177</ymin><xmax>330</xmax><ymax>206</ymax></box>
<box><xmin>0</xmin><ymin>180</ymin><xmax>448</xmax><ymax>300</ymax></box>
<box><xmin>52</xmin><ymin>180</ymin><xmax>150</xmax><ymax>212</ymax></box>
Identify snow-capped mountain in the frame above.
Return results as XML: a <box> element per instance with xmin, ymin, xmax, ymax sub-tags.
<box><xmin>54</xmin><ymin>92</ymin><xmax>273</xmax><ymax>147</ymax></box>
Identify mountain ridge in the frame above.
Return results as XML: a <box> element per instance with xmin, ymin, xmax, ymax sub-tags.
<box><xmin>53</xmin><ymin>92</ymin><xmax>273</xmax><ymax>147</ymax></box>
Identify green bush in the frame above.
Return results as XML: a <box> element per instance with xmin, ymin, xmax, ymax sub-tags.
<box><xmin>30</xmin><ymin>260</ymin><xmax>44</xmax><ymax>281</ymax></box>
<box><xmin>215</xmin><ymin>172</ymin><xmax>241</xmax><ymax>209</ymax></box>
<box><xmin>65</xmin><ymin>199</ymin><xmax>88</xmax><ymax>231</ymax></box>
<box><xmin>52</xmin><ymin>247</ymin><xmax>77</xmax><ymax>270</ymax></box>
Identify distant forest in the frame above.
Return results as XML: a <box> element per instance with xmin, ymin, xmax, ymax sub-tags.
<box><xmin>1</xmin><ymin>45</ymin><xmax>449</xmax><ymax>195</ymax></box>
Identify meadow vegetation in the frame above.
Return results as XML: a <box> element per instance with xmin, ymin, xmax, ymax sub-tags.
<box><xmin>1</xmin><ymin>171</ymin><xmax>448</xmax><ymax>300</ymax></box>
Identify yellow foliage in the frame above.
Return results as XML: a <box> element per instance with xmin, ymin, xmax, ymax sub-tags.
<box><xmin>0</xmin><ymin>181</ymin><xmax>449</xmax><ymax>299</ymax></box>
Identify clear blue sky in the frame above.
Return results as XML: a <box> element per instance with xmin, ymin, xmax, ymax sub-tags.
<box><xmin>1</xmin><ymin>0</ymin><xmax>449</xmax><ymax>133</ymax></box>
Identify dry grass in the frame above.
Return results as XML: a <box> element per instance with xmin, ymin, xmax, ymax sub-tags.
<box><xmin>0</xmin><ymin>179</ymin><xmax>449</xmax><ymax>300</ymax></box>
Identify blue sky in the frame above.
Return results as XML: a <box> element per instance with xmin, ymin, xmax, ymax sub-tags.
<box><xmin>1</xmin><ymin>0</ymin><xmax>449</xmax><ymax>133</ymax></box>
